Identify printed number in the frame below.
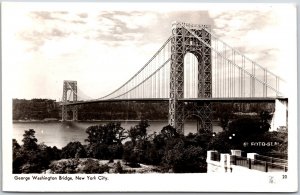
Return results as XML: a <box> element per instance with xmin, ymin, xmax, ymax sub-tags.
<box><xmin>282</xmin><ymin>175</ymin><xmax>287</xmax><ymax>179</ymax></box>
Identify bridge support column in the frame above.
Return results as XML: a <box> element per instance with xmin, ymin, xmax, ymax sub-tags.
<box><xmin>62</xmin><ymin>106</ymin><xmax>67</xmax><ymax>121</ymax></box>
<box><xmin>169</xmin><ymin>22</ymin><xmax>212</xmax><ymax>134</ymax></box>
<box><xmin>270</xmin><ymin>98</ymin><xmax>288</xmax><ymax>131</ymax></box>
<box><xmin>72</xmin><ymin>105</ymin><xmax>78</xmax><ymax>121</ymax></box>
<box><xmin>61</xmin><ymin>80</ymin><xmax>78</xmax><ymax>121</ymax></box>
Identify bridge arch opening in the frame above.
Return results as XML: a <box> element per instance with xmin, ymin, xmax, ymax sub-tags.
<box><xmin>66</xmin><ymin>90</ymin><xmax>75</xmax><ymax>103</ymax></box>
<box><xmin>184</xmin><ymin>52</ymin><xmax>199</xmax><ymax>99</ymax></box>
<box><xmin>184</xmin><ymin>113</ymin><xmax>204</xmax><ymax>135</ymax></box>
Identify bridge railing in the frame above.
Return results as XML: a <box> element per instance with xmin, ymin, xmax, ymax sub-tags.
<box><xmin>255</xmin><ymin>154</ymin><xmax>288</xmax><ymax>165</ymax></box>
<box><xmin>233</xmin><ymin>155</ymin><xmax>288</xmax><ymax>172</ymax></box>
<box><xmin>207</xmin><ymin>150</ymin><xmax>288</xmax><ymax>172</ymax></box>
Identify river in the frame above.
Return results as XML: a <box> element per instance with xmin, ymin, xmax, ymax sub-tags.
<box><xmin>13</xmin><ymin>121</ymin><xmax>223</xmax><ymax>148</ymax></box>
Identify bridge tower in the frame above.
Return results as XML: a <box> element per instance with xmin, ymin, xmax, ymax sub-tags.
<box><xmin>62</xmin><ymin>80</ymin><xmax>78</xmax><ymax>121</ymax></box>
<box><xmin>169</xmin><ymin>22</ymin><xmax>212</xmax><ymax>134</ymax></box>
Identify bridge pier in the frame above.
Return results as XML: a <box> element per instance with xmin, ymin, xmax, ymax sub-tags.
<box><xmin>61</xmin><ymin>80</ymin><xmax>78</xmax><ymax>121</ymax></box>
<box><xmin>270</xmin><ymin>98</ymin><xmax>288</xmax><ymax>131</ymax></box>
<box><xmin>169</xmin><ymin>22</ymin><xmax>212</xmax><ymax>134</ymax></box>
<box><xmin>61</xmin><ymin>104</ymin><xmax>78</xmax><ymax>121</ymax></box>
<box><xmin>184</xmin><ymin>101</ymin><xmax>212</xmax><ymax>133</ymax></box>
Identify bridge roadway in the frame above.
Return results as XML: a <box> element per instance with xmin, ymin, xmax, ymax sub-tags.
<box><xmin>61</xmin><ymin>97</ymin><xmax>287</xmax><ymax>106</ymax></box>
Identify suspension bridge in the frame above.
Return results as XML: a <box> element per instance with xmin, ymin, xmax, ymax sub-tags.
<box><xmin>61</xmin><ymin>22</ymin><xmax>287</xmax><ymax>134</ymax></box>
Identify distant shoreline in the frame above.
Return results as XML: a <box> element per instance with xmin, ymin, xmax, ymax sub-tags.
<box><xmin>12</xmin><ymin>119</ymin><xmax>169</xmax><ymax>123</ymax></box>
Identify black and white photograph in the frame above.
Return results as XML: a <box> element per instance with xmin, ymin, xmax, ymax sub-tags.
<box><xmin>1</xmin><ymin>2</ymin><xmax>297</xmax><ymax>192</ymax></box>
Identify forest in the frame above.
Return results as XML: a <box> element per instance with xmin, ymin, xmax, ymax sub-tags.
<box><xmin>13</xmin><ymin>98</ymin><xmax>275</xmax><ymax>121</ymax></box>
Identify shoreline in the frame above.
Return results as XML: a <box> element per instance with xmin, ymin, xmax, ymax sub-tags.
<box><xmin>13</xmin><ymin>119</ymin><xmax>222</xmax><ymax>124</ymax></box>
<box><xmin>12</xmin><ymin>119</ymin><xmax>169</xmax><ymax>123</ymax></box>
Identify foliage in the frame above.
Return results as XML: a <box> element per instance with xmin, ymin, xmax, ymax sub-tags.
<box><xmin>13</xmin><ymin>147</ymin><xmax>45</xmax><ymax>173</ymax></box>
<box><xmin>22</xmin><ymin>129</ymin><xmax>38</xmax><ymax>151</ymax></box>
<box><xmin>162</xmin><ymin>139</ymin><xmax>206</xmax><ymax>173</ymax></box>
<box><xmin>81</xmin><ymin>159</ymin><xmax>109</xmax><ymax>174</ymax></box>
<box><xmin>107</xmin><ymin>144</ymin><xmax>123</xmax><ymax>160</ymax></box>
<box><xmin>114</xmin><ymin>161</ymin><xmax>124</xmax><ymax>173</ymax></box>
<box><xmin>126</xmin><ymin>124</ymin><xmax>208</xmax><ymax>173</ymax></box>
<box><xmin>259</xmin><ymin>111</ymin><xmax>272</xmax><ymax>132</ymax></box>
<box><xmin>49</xmin><ymin>159</ymin><xmax>80</xmax><ymax>174</ymax></box>
<box><xmin>85</xmin><ymin>122</ymin><xmax>125</xmax><ymax>159</ymax></box>
<box><xmin>13</xmin><ymin>130</ymin><xmax>46</xmax><ymax>173</ymax></box>
<box><xmin>209</xmin><ymin>113</ymin><xmax>287</xmax><ymax>156</ymax></box>
<box><xmin>13</xmin><ymin>130</ymin><xmax>63</xmax><ymax>173</ymax></box>
<box><xmin>78</xmin><ymin>102</ymin><xmax>168</xmax><ymax>121</ymax></box>
<box><xmin>85</xmin><ymin>122</ymin><xmax>127</xmax><ymax>145</ymax></box>
<box><xmin>13</xmin><ymin>98</ymin><xmax>60</xmax><ymax>120</ymax></box>
<box><xmin>13</xmin><ymin>139</ymin><xmax>24</xmax><ymax>173</ymax></box>
<box><xmin>128</xmin><ymin>120</ymin><xmax>150</xmax><ymax>144</ymax></box>
<box><xmin>245</xmin><ymin>131</ymin><xmax>288</xmax><ymax>155</ymax></box>
<box><xmin>12</xmin><ymin>139</ymin><xmax>21</xmax><ymax>172</ymax></box>
<box><xmin>214</xmin><ymin>104</ymin><xmax>234</xmax><ymax>131</ymax></box>
<box><xmin>160</xmin><ymin>125</ymin><xmax>179</xmax><ymax>139</ymax></box>
<box><xmin>61</xmin><ymin>141</ymin><xmax>86</xmax><ymax>159</ymax></box>
<box><xmin>122</xmin><ymin>141</ymin><xmax>140</xmax><ymax>167</ymax></box>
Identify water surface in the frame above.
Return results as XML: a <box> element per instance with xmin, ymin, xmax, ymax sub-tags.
<box><xmin>13</xmin><ymin>121</ymin><xmax>222</xmax><ymax>148</ymax></box>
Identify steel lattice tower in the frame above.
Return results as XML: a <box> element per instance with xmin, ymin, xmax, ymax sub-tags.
<box><xmin>62</xmin><ymin>80</ymin><xmax>78</xmax><ymax>121</ymax></box>
<box><xmin>169</xmin><ymin>22</ymin><xmax>212</xmax><ymax>134</ymax></box>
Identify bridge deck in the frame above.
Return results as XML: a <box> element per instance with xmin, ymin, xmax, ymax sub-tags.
<box><xmin>61</xmin><ymin>97</ymin><xmax>287</xmax><ymax>106</ymax></box>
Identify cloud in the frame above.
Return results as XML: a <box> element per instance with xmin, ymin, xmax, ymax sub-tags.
<box><xmin>78</xmin><ymin>13</ymin><xmax>88</xmax><ymax>18</ymax></box>
<box><xmin>29</xmin><ymin>11</ymin><xmax>68</xmax><ymax>22</ymax></box>
<box><xmin>19</xmin><ymin>27</ymin><xmax>71</xmax><ymax>51</ymax></box>
<box><xmin>19</xmin><ymin>11</ymin><xmax>88</xmax><ymax>51</ymax></box>
<box><xmin>208</xmin><ymin>9</ymin><xmax>281</xmax><ymax>68</ymax></box>
<box><xmin>19</xmin><ymin>10</ymin><xmax>215</xmax><ymax>51</ymax></box>
<box><xmin>71</xmin><ymin>20</ymin><xmax>86</xmax><ymax>24</ymax></box>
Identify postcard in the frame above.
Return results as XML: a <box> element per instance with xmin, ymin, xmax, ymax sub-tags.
<box><xmin>2</xmin><ymin>2</ymin><xmax>298</xmax><ymax>192</ymax></box>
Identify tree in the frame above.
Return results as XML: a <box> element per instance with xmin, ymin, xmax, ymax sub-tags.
<box><xmin>14</xmin><ymin>129</ymin><xmax>47</xmax><ymax>173</ymax></box>
<box><xmin>81</xmin><ymin>159</ymin><xmax>109</xmax><ymax>174</ymax></box>
<box><xmin>259</xmin><ymin>111</ymin><xmax>272</xmax><ymax>132</ymax></box>
<box><xmin>220</xmin><ymin>112</ymin><xmax>231</xmax><ymax>131</ymax></box>
<box><xmin>85</xmin><ymin>122</ymin><xmax>126</xmax><ymax>159</ymax></box>
<box><xmin>128</xmin><ymin>120</ymin><xmax>150</xmax><ymax>145</ymax></box>
<box><xmin>115</xmin><ymin>161</ymin><xmax>124</xmax><ymax>173</ymax></box>
<box><xmin>123</xmin><ymin>120</ymin><xmax>154</xmax><ymax>166</ymax></box>
<box><xmin>122</xmin><ymin>141</ymin><xmax>140</xmax><ymax>167</ymax></box>
<box><xmin>85</xmin><ymin>122</ymin><xmax>127</xmax><ymax>145</ymax></box>
<box><xmin>215</xmin><ymin>104</ymin><xmax>233</xmax><ymax>131</ymax></box>
<box><xmin>160</xmin><ymin>125</ymin><xmax>179</xmax><ymax>139</ymax></box>
<box><xmin>209</xmin><ymin>114</ymin><xmax>276</xmax><ymax>154</ymax></box>
<box><xmin>13</xmin><ymin>139</ymin><xmax>23</xmax><ymax>173</ymax></box>
<box><xmin>162</xmin><ymin>140</ymin><xmax>206</xmax><ymax>173</ymax></box>
<box><xmin>22</xmin><ymin>129</ymin><xmax>38</xmax><ymax>151</ymax></box>
<box><xmin>184</xmin><ymin>132</ymin><xmax>212</xmax><ymax>150</ymax></box>
<box><xmin>13</xmin><ymin>139</ymin><xmax>21</xmax><ymax>150</ymax></box>
<box><xmin>228</xmin><ymin>118</ymin><xmax>262</xmax><ymax>136</ymax></box>
<box><xmin>61</xmin><ymin>141</ymin><xmax>86</xmax><ymax>159</ymax></box>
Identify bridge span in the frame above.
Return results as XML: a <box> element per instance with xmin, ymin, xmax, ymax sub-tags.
<box><xmin>61</xmin><ymin>97</ymin><xmax>286</xmax><ymax>106</ymax></box>
<box><xmin>61</xmin><ymin>22</ymin><xmax>287</xmax><ymax>133</ymax></box>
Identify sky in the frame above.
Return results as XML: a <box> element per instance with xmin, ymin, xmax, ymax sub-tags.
<box><xmin>2</xmin><ymin>3</ymin><xmax>296</xmax><ymax>100</ymax></box>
